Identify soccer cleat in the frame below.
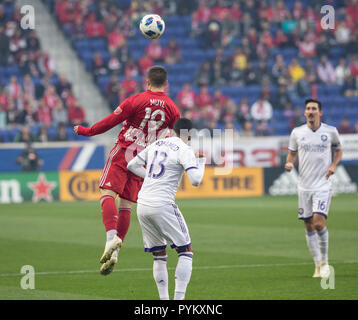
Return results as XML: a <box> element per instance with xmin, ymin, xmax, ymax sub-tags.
<box><xmin>99</xmin><ymin>235</ymin><xmax>122</xmax><ymax>264</ymax></box>
<box><xmin>100</xmin><ymin>249</ymin><xmax>118</xmax><ymax>276</ymax></box>
<box><xmin>319</xmin><ymin>262</ymin><xmax>331</xmax><ymax>278</ymax></box>
<box><xmin>312</xmin><ymin>264</ymin><xmax>321</xmax><ymax>278</ymax></box>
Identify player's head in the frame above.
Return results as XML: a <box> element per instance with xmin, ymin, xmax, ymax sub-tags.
<box><xmin>304</xmin><ymin>98</ymin><xmax>322</xmax><ymax>125</ymax></box>
<box><xmin>147</xmin><ymin>66</ymin><xmax>167</xmax><ymax>90</ymax></box>
<box><xmin>173</xmin><ymin>118</ymin><xmax>193</xmax><ymax>142</ymax></box>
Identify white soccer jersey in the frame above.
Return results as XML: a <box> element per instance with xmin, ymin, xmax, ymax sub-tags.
<box><xmin>134</xmin><ymin>136</ymin><xmax>204</xmax><ymax>207</ymax></box>
<box><xmin>288</xmin><ymin>123</ymin><xmax>342</xmax><ymax>191</ymax></box>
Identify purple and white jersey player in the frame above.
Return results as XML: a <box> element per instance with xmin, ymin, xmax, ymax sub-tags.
<box><xmin>127</xmin><ymin>118</ymin><xmax>205</xmax><ymax>300</ymax></box>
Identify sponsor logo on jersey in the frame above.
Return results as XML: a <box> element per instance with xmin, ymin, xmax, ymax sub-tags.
<box><xmin>114</xmin><ymin>106</ymin><xmax>122</xmax><ymax>115</ymax></box>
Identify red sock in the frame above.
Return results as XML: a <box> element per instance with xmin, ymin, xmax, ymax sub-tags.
<box><xmin>100</xmin><ymin>195</ymin><xmax>118</xmax><ymax>232</ymax></box>
<box><xmin>117</xmin><ymin>207</ymin><xmax>131</xmax><ymax>241</ymax></box>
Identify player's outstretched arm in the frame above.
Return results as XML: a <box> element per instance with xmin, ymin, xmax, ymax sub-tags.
<box><xmin>74</xmin><ymin>113</ymin><xmax>123</xmax><ymax>136</ymax></box>
<box><xmin>186</xmin><ymin>157</ymin><xmax>206</xmax><ymax>187</ymax></box>
<box><xmin>127</xmin><ymin>156</ymin><xmax>146</xmax><ymax>178</ymax></box>
<box><xmin>285</xmin><ymin>151</ymin><xmax>297</xmax><ymax>172</ymax></box>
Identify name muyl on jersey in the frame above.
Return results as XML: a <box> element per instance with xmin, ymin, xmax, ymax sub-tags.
<box><xmin>288</xmin><ymin>123</ymin><xmax>342</xmax><ymax>191</ymax></box>
<box><xmin>135</xmin><ymin>136</ymin><xmax>203</xmax><ymax>207</ymax></box>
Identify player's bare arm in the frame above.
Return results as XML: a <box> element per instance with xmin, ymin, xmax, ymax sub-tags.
<box><xmin>285</xmin><ymin>151</ymin><xmax>297</xmax><ymax>171</ymax></box>
<box><xmin>326</xmin><ymin>148</ymin><xmax>343</xmax><ymax>179</ymax></box>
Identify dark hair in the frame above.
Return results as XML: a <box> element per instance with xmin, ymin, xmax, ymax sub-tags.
<box><xmin>147</xmin><ymin>66</ymin><xmax>167</xmax><ymax>87</ymax></box>
<box><xmin>174</xmin><ymin>118</ymin><xmax>193</xmax><ymax>137</ymax></box>
<box><xmin>305</xmin><ymin>98</ymin><xmax>322</xmax><ymax>110</ymax></box>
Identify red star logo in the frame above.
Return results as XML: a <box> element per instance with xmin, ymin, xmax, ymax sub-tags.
<box><xmin>27</xmin><ymin>173</ymin><xmax>57</xmax><ymax>202</ymax></box>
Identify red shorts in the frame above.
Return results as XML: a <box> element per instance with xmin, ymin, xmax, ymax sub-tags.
<box><xmin>99</xmin><ymin>145</ymin><xmax>143</xmax><ymax>203</ymax></box>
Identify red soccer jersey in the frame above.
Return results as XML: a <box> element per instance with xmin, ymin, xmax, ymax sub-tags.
<box><xmin>77</xmin><ymin>90</ymin><xmax>180</xmax><ymax>151</ymax></box>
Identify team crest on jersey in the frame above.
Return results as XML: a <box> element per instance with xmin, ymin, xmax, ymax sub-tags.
<box><xmin>321</xmin><ymin>134</ymin><xmax>328</xmax><ymax>142</ymax></box>
<box><xmin>114</xmin><ymin>106</ymin><xmax>122</xmax><ymax>115</ymax></box>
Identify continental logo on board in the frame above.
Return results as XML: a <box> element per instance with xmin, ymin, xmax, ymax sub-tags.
<box><xmin>176</xmin><ymin>167</ymin><xmax>263</xmax><ymax>198</ymax></box>
<box><xmin>60</xmin><ymin>170</ymin><xmax>102</xmax><ymax>201</ymax></box>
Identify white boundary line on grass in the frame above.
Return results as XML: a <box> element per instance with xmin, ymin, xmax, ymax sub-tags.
<box><xmin>1</xmin><ymin>260</ymin><xmax>357</xmax><ymax>277</ymax></box>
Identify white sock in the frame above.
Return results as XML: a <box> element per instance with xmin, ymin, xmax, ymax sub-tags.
<box><xmin>317</xmin><ymin>227</ymin><xmax>329</xmax><ymax>263</ymax></box>
<box><xmin>106</xmin><ymin>229</ymin><xmax>117</xmax><ymax>242</ymax></box>
<box><xmin>305</xmin><ymin>230</ymin><xmax>321</xmax><ymax>265</ymax></box>
<box><xmin>153</xmin><ymin>256</ymin><xmax>169</xmax><ymax>300</ymax></box>
<box><xmin>174</xmin><ymin>252</ymin><xmax>193</xmax><ymax>300</ymax></box>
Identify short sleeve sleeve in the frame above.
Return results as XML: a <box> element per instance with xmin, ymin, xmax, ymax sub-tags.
<box><xmin>331</xmin><ymin>128</ymin><xmax>342</xmax><ymax>149</ymax></box>
<box><xmin>288</xmin><ymin>129</ymin><xmax>298</xmax><ymax>152</ymax></box>
<box><xmin>179</xmin><ymin>145</ymin><xmax>198</xmax><ymax>171</ymax></box>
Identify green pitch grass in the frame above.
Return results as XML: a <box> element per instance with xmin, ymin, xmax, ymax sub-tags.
<box><xmin>0</xmin><ymin>194</ymin><xmax>357</xmax><ymax>300</ymax></box>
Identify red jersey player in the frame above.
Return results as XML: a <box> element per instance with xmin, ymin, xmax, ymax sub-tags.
<box><xmin>74</xmin><ymin>66</ymin><xmax>180</xmax><ymax>275</ymax></box>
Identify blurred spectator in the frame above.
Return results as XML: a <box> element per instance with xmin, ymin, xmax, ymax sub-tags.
<box><xmin>56</xmin><ymin>74</ymin><xmax>72</xmax><ymax>99</ymax></box>
<box><xmin>255</xmin><ymin>120</ymin><xmax>272</xmax><ymax>136</ymax></box>
<box><xmin>68</xmin><ymin>101</ymin><xmax>87</xmax><ymax>126</ymax></box>
<box><xmin>124</xmin><ymin>58</ymin><xmax>140</xmax><ymax>77</ymax></box>
<box><xmin>335</xmin><ymin>58</ymin><xmax>351</xmax><ymax>86</ymax></box>
<box><xmin>39</xmin><ymin>52</ymin><xmax>56</xmax><ymax>76</ymax></box>
<box><xmin>275</xmin><ymin>29</ymin><xmax>289</xmax><ymax>48</ymax></box>
<box><xmin>335</xmin><ymin>21</ymin><xmax>351</xmax><ymax>46</ymax></box>
<box><xmin>203</xmin><ymin>18</ymin><xmax>222</xmax><ymax>49</ymax></box>
<box><xmin>271</xmin><ymin>54</ymin><xmax>289</xmax><ymax>86</ymax></box>
<box><xmin>23</xmin><ymin>74</ymin><xmax>35</xmax><ymax>101</ymax></box>
<box><xmin>54</xmin><ymin>122</ymin><xmax>69</xmax><ymax>141</ymax></box>
<box><xmin>16</xmin><ymin>103</ymin><xmax>37</xmax><ymax>126</ymax></box>
<box><xmin>342</xmin><ymin>74</ymin><xmax>358</xmax><ymax>96</ymax></box>
<box><xmin>145</xmin><ymin>39</ymin><xmax>164</xmax><ymax>62</ymax></box>
<box><xmin>289</xmin><ymin>58</ymin><xmax>305</xmax><ymax>83</ymax></box>
<box><xmin>108</xmin><ymin>26</ymin><xmax>126</xmax><ymax>51</ymax></box>
<box><xmin>272</xmin><ymin>85</ymin><xmax>291</xmax><ymax>110</ymax></box>
<box><xmin>106</xmin><ymin>75</ymin><xmax>120</xmax><ymax>109</ymax></box>
<box><xmin>256</xmin><ymin>60</ymin><xmax>271</xmax><ymax>84</ymax></box>
<box><xmin>349</xmin><ymin>55</ymin><xmax>358</xmax><ymax>77</ymax></box>
<box><xmin>36</xmin><ymin>100</ymin><xmax>52</xmax><ymax>127</ymax></box>
<box><xmin>241</xmin><ymin>120</ymin><xmax>254</xmax><ymax>137</ymax></box>
<box><xmin>37</xmin><ymin>126</ymin><xmax>49</xmax><ymax>143</ymax></box>
<box><xmin>243</xmin><ymin>61</ymin><xmax>258</xmax><ymax>85</ymax></box>
<box><xmin>138</xmin><ymin>53</ymin><xmax>154</xmax><ymax>75</ymax></box>
<box><xmin>195</xmin><ymin>85</ymin><xmax>213</xmax><ymax>109</ymax></box>
<box><xmin>338</xmin><ymin>118</ymin><xmax>353</xmax><ymax>134</ymax></box>
<box><xmin>107</xmin><ymin>48</ymin><xmax>122</xmax><ymax>75</ymax></box>
<box><xmin>16</xmin><ymin>142</ymin><xmax>43</xmax><ymax>171</ymax></box>
<box><xmin>43</xmin><ymin>85</ymin><xmax>60</xmax><ymax>111</ymax></box>
<box><xmin>250</xmin><ymin>95</ymin><xmax>273</xmax><ymax>122</ymax></box>
<box><xmin>163</xmin><ymin>40</ymin><xmax>182</xmax><ymax>65</ymax></box>
<box><xmin>176</xmin><ymin>83</ymin><xmax>196</xmax><ymax>111</ymax></box>
<box><xmin>290</xmin><ymin>107</ymin><xmax>305</xmax><ymax>129</ymax></box>
<box><xmin>6</xmin><ymin>76</ymin><xmax>22</xmax><ymax>107</ymax></box>
<box><xmin>195</xmin><ymin>61</ymin><xmax>213</xmax><ymax>87</ymax></box>
<box><xmin>316</xmin><ymin>33</ymin><xmax>331</xmax><ymax>58</ymax></box>
<box><xmin>236</xmin><ymin>97</ymin><xmax>251</xmax><ymax>124</ymax></box>
<box><xmin>52</xmin><ymin>100</ymin><xmax>68</xmax><ymax>126</ymax></box>
<box><xmin>14</xmin><ymin>125</ymin><xmax>37</xmax><ymax>143</ymax></box>
<box><xmin>0</xmin><ymin>105</ymin><xmax>6</xmax><ymax>129</ymax></box>
<box><xmin>6</xmin><ymin>101</ymin><xmax>17</xmax><ymax>127</ymax></box>
<box><xmin>92</xmin><ymin>51</ymin><xmax>108</xmax><ymax>80</ymax></box>
<box><xmin>298</xmin><ymin>36</ymin><xmax>316</xmax><ymax>58</ymax></box>
<box><xmin>317</xmin><ymin>56</ymin><xmax>336</xmax><ymax>84</ymax></box>
<box><xmin>120</xmin><ymin>73</ymin><xmax>139</xmax><ymax>96</ymax></box>
<box><xmin>84</xmin><ymin>13</ymin><xmax>106</xmax><ymax>38</ymax></box>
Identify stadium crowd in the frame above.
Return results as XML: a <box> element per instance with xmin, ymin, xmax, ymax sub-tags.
<box><xmin>0</xmin><ymin>0</ymin><xmax>88</xmax><ymax>142</ymax></box>
<box><xmin>1</xmin><ymin>0</ymin><xmax>358</xmax><ymax>142</ymax></box>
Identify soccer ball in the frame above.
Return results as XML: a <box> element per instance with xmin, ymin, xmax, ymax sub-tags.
<box><xmin>139</xmin><ymin>14</ymin><xmax>165</xmax><ymax>39</ymax></box>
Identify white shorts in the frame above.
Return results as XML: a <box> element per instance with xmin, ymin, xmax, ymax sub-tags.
<box><xmin>136</xmin><ymin>203</ymin><xmax>191</xmax><ymax>252</ymax></box>
<box><xmin>298</xmin><ymin>189</ymin><xmax>332</xmax><ymax>220</ymax></box>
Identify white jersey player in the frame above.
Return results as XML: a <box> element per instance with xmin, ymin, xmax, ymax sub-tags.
<box><xmin>127</xmin><ymin>118</ymin><xmax>206</xmax><ymax>300</ymax></box>
<box><xmin>285</xmin><ymin>99</ymin><xmax>342</xmax><ymax>278</ymax></box>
